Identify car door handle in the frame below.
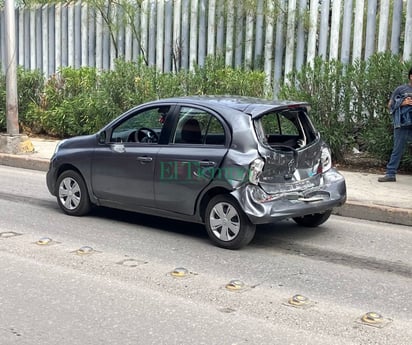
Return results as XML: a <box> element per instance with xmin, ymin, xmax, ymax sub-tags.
<box><xmin>199</xmin><ymin>161</ymin><xmax>216</xmax><ymax>167</ymax></box>
<box><xmin>137</xmin><ymin>156</ymin><xmax>153</xmax><ymax>162</ymax></box>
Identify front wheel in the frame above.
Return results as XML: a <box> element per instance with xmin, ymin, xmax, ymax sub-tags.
<box><xmin>205</xmin><ymin>195</ymin><xmax>256</xmax><ymax>250</ymax></box>
<box><xmin>56</xmin><ymin>170</ymin><xmax>91</xmax><ymax>216</ymax></box>
<box><xmin>292</xmin><ymin>210</ymin><xmax>332</xmax><ymax>227</ymax></box>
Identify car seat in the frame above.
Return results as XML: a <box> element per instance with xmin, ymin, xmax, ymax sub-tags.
<box><xmin>181</xmin><ymin>118</ymin><xmax>202</xmax><ymax>144</ymax></box>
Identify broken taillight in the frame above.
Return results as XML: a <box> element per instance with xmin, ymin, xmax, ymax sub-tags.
<box><xmin>249</xmin><ymin>158</ymin><xmax>265</xmax><ymax>185</ymax></box>
<box><xmin>319</xmin><ymin>146</ymin><xmax>332</xmax><ymax>174</ymax></box>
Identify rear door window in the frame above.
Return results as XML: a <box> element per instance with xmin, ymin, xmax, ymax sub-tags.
<box><xmin>172</xmin><ymin>107</ymin><xmax>226</xmax><ymax>145</ymax></box>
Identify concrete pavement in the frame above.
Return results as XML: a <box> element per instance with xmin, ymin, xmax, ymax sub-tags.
<box><xmin>0</xmin><ymin>137</ymin><xmax>411</xmax><ymax>227</ymax></box>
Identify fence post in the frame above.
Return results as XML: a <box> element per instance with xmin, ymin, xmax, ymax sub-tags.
<box><xmin>35</xmin><ymin>7</ymin><xmax>42</xmax><ymax>71</ymax></box>
<box><xmin>307</xmin><ymin>0</ymin><xmax>318</xmax><ymax>67</ymax></box>
<box><xmin>88</xmin><ymin>6</ymin><xmax>96</xmax><ymax>67</ymax></box>
<box><xmin>352</xmin><ymin>0</ymin><xmax>364</xmax><ymax>62</ymax></box>
<box><xmin>390</xmin><ymin>0</ymin><xmax>403</xmax><ymax>54</ymax></box>
<box><xmin>74</xmin><ymin>2</ymin><xmax>82</xmax><ymax>68</ymax></box>
<box><xmin>81</xmin><ymin>3</ymin><xmax>89</xmax><ymax>67</ymax></box>
<box><xmin>68</xmin><ymin>3</ymin><xmax>74</xmax><ymax>67</ymax></box>
<box><xmin>329</xmin><ymin>0</ymin><xmax>341</xmax><ymax>61</ymax></box>
<box><xmin>207</xmin><ymin>0</ymin><xmax>216</xmax><ymax>58</ymax></box>
<box><xmin>189</xmin><ymin>0</ymin><xmax>198</xmax><ymax>69</ymax></box>
<box><xmin>341</xmin><ymin>0</ymin><xmax>352</xmax><ymax>64</ymax></box>
<box><xmin>318</xmin><ymin>0</ymin><xmax>330</xmax><ymax>58</ymax></box>
<box><xmin>42</xmin><ymin>5</ymin><xmax>48</xmax><ymax>73</ymax></box>
<box><xmin>172</xmin><ymin>0</ymin><xmax>181</xmax><ymax>71</ymax></box>
<box><xmin>55</xmin><ymin>4</ymin><xmax>62</xmax><ymax>70</ymax></box>
<box><xmin>273</xmin><ymin>0</ymin><xmax>285</xmax><ymax>97</ymax></box>
<box><xmin>23</xmin><ymin>8</ymin><xmax>30</xmax><ymax>68</ymax></box>
<box><xmin>235</xmin><ymin>2</ymin><xmax>244</xmax><ymax>68</ymax></box>
<box><xmin>378</xmin><ymin>0</ymin><xmax>390</xmax><ymax>53</ymax></box>
<box><xmin>198</xmin><ymin>0</ymin><xmax>207</xmax><ymax>66</ymax></box>
<box><xmin>48</xmin><ymin>6</ymin><xmax>55</xmax><ymax>75</ymax></box>
<box><xmin>225</xmin><ymin>0</ymin><xmax>234</xmax><ymax>67</ymax></box>
<box><xmin>181</xmin><ymin>0</ymin><xmax>189</xmax><ymax>69</ymax></box>
<box><xmin>244</xmin><ymin>5</ymin><xmax>254</xmax><ymax>69</ymax></box>
<box><xmin>164</xmin><ymin>0</ymin><xmax>173</xmax><ymax>72</ymax></box>
<box><xmin>264</xmin><ymin>0</ymin><xmax>274</xmax><ymax>82</ymax></box>
<box><xmin>254</xmin><ymin>0</ymin><xmax>264</xmax><ymax>69</ymax></box>
<box><xmin>18</xmin><ymin>6</ymin><xmax>24</xmax><ymax>66</ymax></box>
<box><xmin>295</xmin><ymin>0</ymin><xmax>306</xmax><ymax>70</ymax></box>
<box><xmin>365</xmin><ymin>0</ymin><xmax>377</xmax><ymax>59</ymax></box>
<box><xmin>156</xmin><ymin>0</ymin><xmax>164</xmax><ymax>71</ymax></box>
<box><xmin>404</xmin><ymin>0</ymin><xmax>412</xmax><ymax>60</ymax></box>
<box><xmin>284</xmin><ymin>0</ymin><xmax>296</xmax><ymax>78</ymax></box>
<box><xmin>216</xmin><ymin>0</ymin><xmax>224</xmax><ymax>55</ymax></box>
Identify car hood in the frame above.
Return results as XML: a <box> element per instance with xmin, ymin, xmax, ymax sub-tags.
<box><xmin>58</xmin><ymin>134</ymin><xmax>97</xmax><ymax>150</ymax></box>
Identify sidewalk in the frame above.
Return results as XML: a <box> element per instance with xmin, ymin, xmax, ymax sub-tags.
<box><xmin>0</xmin><ymin>137</ymin><xmax>411</xmax><ymax>227</ymax></box>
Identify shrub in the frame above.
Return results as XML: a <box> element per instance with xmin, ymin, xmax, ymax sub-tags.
<box><xmin>17</xmin><ymin>67</ymin><xmax>44</xmax><ymax>132</ymax></box>
<box><xmin>0</xmin><ymin>67</ymin><xmax>44</xmax><ymax>133</ymax></box>
<box><xmin>279</xmin><ymin>53</ymin><xmax>412</xmax><ymax>170</ymax></box>
<box><xmin>279</xmin><ymin>58</ymin><xmax>352</xmax><ymax>161</ymax></box>
<box><xmin>25</xmin><ymin>67</ymin><xmax>100</xmax><ymax>137</ymax></box>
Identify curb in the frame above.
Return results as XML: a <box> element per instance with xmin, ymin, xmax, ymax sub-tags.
<box><xmin>333</xmin><ymin>201</ymin><xmax>412</xmax><ymax>227</ymax></box>
<box><xmin>0</xmin><ymin>153</ymin><xmax>49</xmax><ymax>172</ymax></box>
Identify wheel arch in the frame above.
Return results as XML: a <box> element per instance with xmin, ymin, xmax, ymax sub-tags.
<box><xmin>55</xmin><ymin>164</ymin><xmax>97</xmax><ymax>205</ymax></box>
<box><xmin>198</xmin><ymin>187</ymin><xmax>231</xmax><ymax>222</ymax></box>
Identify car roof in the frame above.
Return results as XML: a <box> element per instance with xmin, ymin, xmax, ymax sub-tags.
<box><xmin>151</xmin><ymin>96</ymin><xmax>309</xmax><ymax>118</ymax></box>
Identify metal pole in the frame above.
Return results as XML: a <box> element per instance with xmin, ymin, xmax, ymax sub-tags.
<box><xmin>4</xmin><ymin>0</ymin><xmax>19</xmax><ymax>135</ymax></box>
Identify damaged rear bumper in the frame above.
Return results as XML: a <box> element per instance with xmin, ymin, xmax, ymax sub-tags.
<box><xmin>231</xmin><ymin>168</ymin><xmax>346</xmax><ymax>224</ymax></box>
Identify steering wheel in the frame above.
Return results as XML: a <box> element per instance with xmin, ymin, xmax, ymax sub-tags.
<box><xmin>135</xmin><ymin>127</ymin><xmax>159</xmax><ymax>143</ymax></box>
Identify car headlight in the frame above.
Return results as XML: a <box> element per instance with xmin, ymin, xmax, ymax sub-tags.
<box><xmin>249</xmin><ymin>158</ymin><xmax>265</xmax><ymax>185</ymax></box>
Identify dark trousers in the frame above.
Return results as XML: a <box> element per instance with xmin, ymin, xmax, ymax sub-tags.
<box><xmin>386</xmin><ymin>126</ymin><xmax>412</xmax><ymax>176</ymax></box>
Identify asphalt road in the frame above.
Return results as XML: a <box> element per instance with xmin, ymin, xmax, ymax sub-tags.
<box><xmin>0</xmin><ymin>166</ymin><xmax>411</xmax><ymax>345</ymax></box>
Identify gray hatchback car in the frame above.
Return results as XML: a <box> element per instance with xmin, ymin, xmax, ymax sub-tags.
<box><xmin>47</xmin><ymin>96</ymin><xmax>346</xmax><ymax>249</ymax></box>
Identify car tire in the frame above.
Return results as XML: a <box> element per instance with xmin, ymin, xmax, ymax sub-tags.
<box><xmin>292</xmin><ymin>210</ymin><xmax>332</xmax><ymax>227</ymax></box>
<box><xmin>56</xmin><ymin>170</ymin><xmax>91</xmax><ymax>216</ymax></box>
<box><xmin>205</xmin><ymin>195</ymin><xmax>256</xmax><ymax>250</ymax></box>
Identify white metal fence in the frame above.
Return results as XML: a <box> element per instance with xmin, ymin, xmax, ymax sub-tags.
<box><xmin>1</xmin><ymin>0</ymin><xmax>412</xmax><ymax>93</ymax></box>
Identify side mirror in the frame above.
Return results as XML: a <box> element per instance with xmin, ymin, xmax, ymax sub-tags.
<box><xmin>97</xmin><ymin>131</ymin><xmax>107</xmax><ymax>144</ymax></box>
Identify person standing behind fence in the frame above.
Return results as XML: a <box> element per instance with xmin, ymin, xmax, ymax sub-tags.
<box><xmin>378</xmin><ymin>67</ymin><xmax>412</xmax><ymax>182</ymax></box>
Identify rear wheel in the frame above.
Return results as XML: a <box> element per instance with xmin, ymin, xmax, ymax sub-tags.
<box><xmin>293</xmin><ymin>210</ymin><xmax>332</xmax><ymax>227</ymax></box>
<box><xmin>56</xmin><ymin>170</ymin><xmax>91</xmax><ymax>216</ymax></box>
<box><xmin>205</xmin><ymin>195</ymin><xmax>256</xmax><ymax>250</ymax></box>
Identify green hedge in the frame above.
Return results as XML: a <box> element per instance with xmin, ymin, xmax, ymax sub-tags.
<box><xmin>279</xmin><ymin>53</ymin><xmax>412</xmax><ymax>170</ymax></box>
<box><xmin>0</xmin><ymin>66</ymin><xmax>44</xmax><ymax>132</ymax></box>
<box><xmin>20</xmin><ymin>57</ymin><xmax>266</xmax><ymax>137</ymax></box>
<box><xmin>1</xmin><ymin>54</ymin><xmax>411</xmax><ymax>170</ymax></box>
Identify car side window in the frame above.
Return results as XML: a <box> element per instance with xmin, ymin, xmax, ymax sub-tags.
<box><xmin>172</xmin><ymin>107</ymin><xmax>225</xmax><ymax>145</ymax></box>
<box><xmin>110</xmin><ymin>106</ymin><xmax>169</xmax><ymax>143</ymax></box>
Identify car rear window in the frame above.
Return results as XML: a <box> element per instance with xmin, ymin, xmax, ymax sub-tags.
<box><xmin>254</xmin><ymin>108</ymin><xmax>317</xmax><ymax>149</ymax></box>
<box><xmin>172</xmin><ymin>107</ymin><xmax>226</xmax><ymax>145</ymax></box>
